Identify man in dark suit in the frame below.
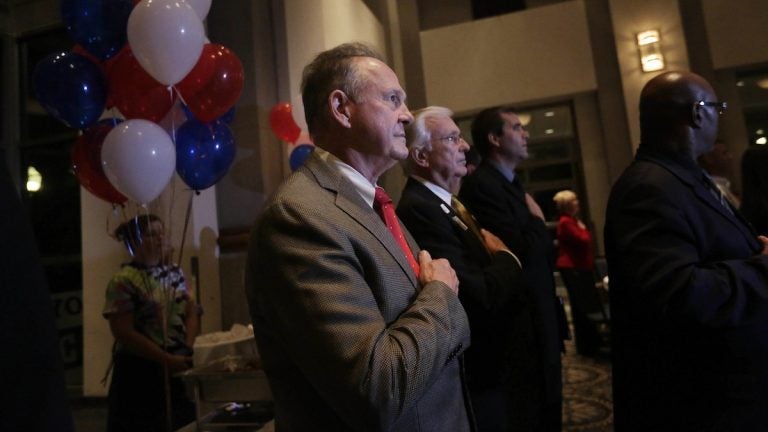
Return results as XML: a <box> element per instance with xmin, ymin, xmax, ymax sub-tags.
<box><xmin>459</xmin><ymin>106</ymin><xmax>563</xmax><ymax>432</ymax></box>
<box><xmin>397</xmin><ymin>106</ymin><xmax>538</xmax><ymax>431</ymax></box>
<box><xmin>605</xmin><ymin>71</ymin><xmax>768</xmax><ymax>431</ymax></box>
<box><xmin>245</xmin><ymin>43</ymin><xmax>472</xmax><ymax>431</ymax></box>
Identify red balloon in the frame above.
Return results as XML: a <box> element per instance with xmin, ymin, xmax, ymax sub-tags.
<box><xmin>268</xmin><ymin>102</ymin><xmax>301</xmax><ymax>143</ymax></box>
<box><xmin>176</xmin><ymin>43</ymin><xmax>244</xmax><ymax>123</ymax></box>
<box><xmin>71</xmin><ymin>120</ymin><xmax>127</xmax><ymax>205</ymax></box>
<box><xmin>103</xmin><ymin>44</ymin><xmax>129</xmax><ymax>79</ymax></box>
<box><xmin>107</xmin><ymin>47</ymin><xmax>175</xmax><ymax>122</ymax></box>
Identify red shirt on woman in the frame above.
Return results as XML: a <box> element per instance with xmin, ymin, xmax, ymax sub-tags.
<box><xmin>555</xmin><ymin>214</ymin><xmax>594</xmax><ymax>271</ymax></box>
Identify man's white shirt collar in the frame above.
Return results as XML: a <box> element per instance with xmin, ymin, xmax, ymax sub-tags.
<box><xmin>411</xmin><ymin>175</ymin><xmax>451</xmax><ymax>206</ymax></box>
<box><xmin>318</xmin><ymin>148</ymin><xmax>377</xmax><ymax>207</ymax></box>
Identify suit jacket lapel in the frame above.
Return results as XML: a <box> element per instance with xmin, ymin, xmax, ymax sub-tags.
<box><xmin>406</xmin><ymin>178</ymin><xmax>488</xmax><ymax>259</ymax></box>
<box><xmin>480</xmin><ymin>162</ymin><xmax>525</xmax><ymax>205</ymax></box>
<box><xmin>305</xmin><ymin>153</ymin><xmax>419</xmax><ymax>288</ymax></box>
<box><xmin>644</xmin><ymin>153</ymin><xmax>759</xmax><ymax>247</ymax></box>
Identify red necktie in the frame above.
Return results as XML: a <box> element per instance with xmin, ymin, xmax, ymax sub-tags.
<box><xmin>373</xmin><ymin>187</ymin><xmax>420</xmax><ymax>277</ymax></box>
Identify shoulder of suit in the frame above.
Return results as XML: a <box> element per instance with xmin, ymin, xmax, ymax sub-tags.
<box><xmin>461</xmin><ymin>164</ymin><xmax>502</xmax><ymax>192</ymax></box>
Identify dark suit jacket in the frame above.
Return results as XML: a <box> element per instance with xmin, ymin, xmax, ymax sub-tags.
<box><xmin>397</xmin><ymin>178</ymin><xmax>541</xmax><ymax>430</ymax></box>
<box><xmin>396</xmin><ymin>178</ymin><xmax>534</xmax><ymax>389</ymax></box>
<box><xmin>246</xmin><ymin>152</ymin><xmax>472</xmax><ymax>432</ymax></box>
<box><xmin>605</xmin><ymin>146</ymin><xmax>768</xmax><ymax>431</ymax></box>
<box><xmin>0</xmin><ymin>155</ymin><xmax>74</xmax><ymax>432</ymax></box>
<box><xmin>459</xmin><ymin>161</ymin><xmax>562</xmax><ymax>408</ymax></box>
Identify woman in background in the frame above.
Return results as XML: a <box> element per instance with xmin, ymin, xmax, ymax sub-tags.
<box><xmin>553</xmin><ymin>190</ymin><xmax>603</xmax><ymax>357</ymax></box>
<box><xmin>554</xmin><ymin>190</ymin><xmax>593</xmax><ymax>272</ymax></box>
<box><xmin>741</xmin><ymin>145</ymin><xmax>768</xmax><ymax>236</ymax></box>
<box><xmin>103</xmin><ymin>214</ymin><xmax>199</xmax><ymax>432</ymax></box>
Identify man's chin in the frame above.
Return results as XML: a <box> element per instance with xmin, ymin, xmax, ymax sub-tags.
<box><xmin>391</xmin><ymin>146</ymin><xmax>409</xmax><ymax>161</ymax></box>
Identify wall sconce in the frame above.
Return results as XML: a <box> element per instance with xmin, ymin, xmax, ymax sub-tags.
<box><xmin>637</xmin><ymin>30</ymin><xmax>665</xmax><ymax>72</ymax></box>
<box><xmin>26</xmin><ymin>166</ymin><xmax>42</xmax><ymax>192</ymax></box>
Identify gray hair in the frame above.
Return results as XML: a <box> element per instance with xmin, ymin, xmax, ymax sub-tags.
<box><xmin>402</xmin><ymin>106</ymin><xmax>455</xmax><ymax>175</ymax></box>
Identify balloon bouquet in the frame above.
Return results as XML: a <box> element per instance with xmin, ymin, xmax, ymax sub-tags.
<box><xmin>268</xmin><ymin>102</ymin><xmax>315</xmax><ymax>171</ymax></box>
<box><xmin>39</xmin><ymin>0</ymin><xmax>243</xmax><ymax>229</ymax></box>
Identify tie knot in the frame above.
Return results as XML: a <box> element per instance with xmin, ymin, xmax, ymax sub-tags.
<box><xmin>451</xmin><ymin>195</ymin><xmax>470</xmax><ymax>214</ymax></box>
<box><xmin>374</xmin><ymin>187</ymin><xmax>392</xmax><ymax>207</ymax></box>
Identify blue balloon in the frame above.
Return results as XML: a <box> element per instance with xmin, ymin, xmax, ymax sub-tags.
<box><xmin>33</xmin><ymin>51</ymin><xmax>107</xmax><ymax>129</ymax></box>
<box><xmin>181</xmin><ymin>103</ymin><xmax>195</xmax><ymax>121</ymax></box>
<box><xmin>289</xmin><ymin>144</ymin><xmax>315</xmax><ymax>171</ymax></box>
<box><xmin>176</xmin><ymin>120</ymin><xmax>237</xmax><ymax>191</ymax></box>
<box><xmin>219</xmin><ymin>106</ymin><xmax>236</xmax><ymax>124</ymax></box>
<box><xmin>61</xmin><ymin>0</ymin><xmax>133</xmax><ymax>60</ymax></box>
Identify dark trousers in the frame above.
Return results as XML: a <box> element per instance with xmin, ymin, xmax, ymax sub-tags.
<box><xmin>107</xmin><ymin>351</ymin><xmax>195</xmax><ymax>432</ymax></box>
<box><xmin>469</xmin><ymin>379</ymin><xmax>559</xmax><ymax>432</ymax></box>
<box><xmin>560</xmin><ymin>268</ymin><xmax>604</xmax><ymax>356</ymax></box>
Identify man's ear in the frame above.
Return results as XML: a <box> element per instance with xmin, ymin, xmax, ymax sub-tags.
<box><xmin>330</xmin><ymin>90</ymin><xmax>352</xmax><ymax>128</ymax></box>
<box><xmin>691</xmin><ymin>102</ymin><xmax>704</xmax><ymax>129</ymax></box>
<box><xmin>487</xmin><ymin>132</ymin><xmax>501</xmax><ymax>148</ymax></box>
<box><xmin>412</xmin><ymin>146</ymin><xmax>430</xmax><ymax>167</ymax></box>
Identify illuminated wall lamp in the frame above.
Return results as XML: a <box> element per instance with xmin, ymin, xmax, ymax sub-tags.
<box><xmin>637</xmin><ymin>30</ymin><xmax>665</xmax><ymax>72</ymax></box>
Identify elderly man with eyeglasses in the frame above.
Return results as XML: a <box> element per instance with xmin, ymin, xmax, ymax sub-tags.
<box><xmin>397</xmin><ymin>106</ymin><xmax>539</xmax><ymax>431</ymax></box>
<box><xmin>605</xmin><ymin>71</ymin><xmax>768</xmax><ymax>431</ymax></box>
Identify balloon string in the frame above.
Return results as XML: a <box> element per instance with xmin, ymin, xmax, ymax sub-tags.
<box><xmin>167</xmin><ymin>85</ymin><xmax>177</xmax><ymax>144</ymax></box>
<box><xmin>106</xmin><ymin>203</ymin><xmax>125</xmax><ymax>241</ymax></box>
<box><xmin>164</xmin><ymin>85</ymin><xmax>177</xmax><ymax>263</ymax></box>
<box><xmin>165</xmin><ymin>179</ymin><xmax>176</xmax><ymax>266</ymax></box>
<box><xmin>177</xmin><ymin>190</ymin><xmax>194</xmax><ymax>268</ymax></box>
<box><xmin>174</xmin><ymin>84</ymin><xmax>189</xmax><ymax>108</ymax></box>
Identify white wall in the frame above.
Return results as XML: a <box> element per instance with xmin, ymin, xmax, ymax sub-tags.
<box><xmin>420</xmin><ymin>0</ymin><xmax>597</xmax><ymax>113</ymax></box>
<box><xmin>81</xmin><ymin>194</ymin><xmax>126</xmax><ymax>397</ymax></box>
<box><xmin>284</xmin><ymin>0</ymin><xmax>387</xmax><ymax>131</ymax></box>
<box><xmin>703</xmin><ymin>0</ymin><xmax>768</xmax><ymax>70</ymax></box>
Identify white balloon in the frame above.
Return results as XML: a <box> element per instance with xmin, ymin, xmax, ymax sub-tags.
<box><xmin>127</xmin><ymin>0</ymin><xmax>206</xmax><ymax>85</ymax></box>
<box><xmin>186</xmin><ymin>0</ymin><xmax>212</xmax><ymax>20</ymax></box>
<box><xmin>101</xmin><ymin>119</ymin><xmax>176</xmax><ymax>204</ymax></box>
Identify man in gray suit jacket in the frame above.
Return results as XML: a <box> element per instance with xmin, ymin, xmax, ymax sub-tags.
<box><xmin>246</xmin><ymin>43</ymin><xmax>472</xmax><ymax>432</ymax></box>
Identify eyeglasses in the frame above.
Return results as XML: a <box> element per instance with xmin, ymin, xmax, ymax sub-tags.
<box><xmin>696</xmin><ymin>100</ymin><xmax>727</xmax><ymax>115</ymax></box>
<box><xmin>431</xmin><ymin>135</ymin><xmax>466</xmax><ymax>144</ymax></box>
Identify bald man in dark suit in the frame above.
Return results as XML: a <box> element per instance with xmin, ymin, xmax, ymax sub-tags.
<box><xmin>606</xmin><ymin>71</ymin><xmax>768</xmax><ymax>431</ymax></box>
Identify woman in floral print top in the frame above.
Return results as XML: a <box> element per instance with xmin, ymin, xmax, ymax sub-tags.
<box><xmin>103</xmin><ymin>214</ymin><xmax>200</xmax><ymax>432</ymax></box>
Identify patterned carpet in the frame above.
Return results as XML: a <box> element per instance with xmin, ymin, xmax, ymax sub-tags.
<box><xmin>561</xmin><ymin>323</ymin><xmax>613</xmax><ymax>432</ymax></box>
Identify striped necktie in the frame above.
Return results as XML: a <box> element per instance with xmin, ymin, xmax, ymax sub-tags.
<box><xmin>451</xmin><ymin>195</ymin><xmax>491</xmax><ymax>255</ymax></box>
<box><xmin>451</xmin><ymin>196</ymin><xmax>483</xmax><ymax>240</ymax></box>
<box><xmin>703</xmin><ymin>171</ymin><xmax>734</xmax><ymax>215</ymax></box>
